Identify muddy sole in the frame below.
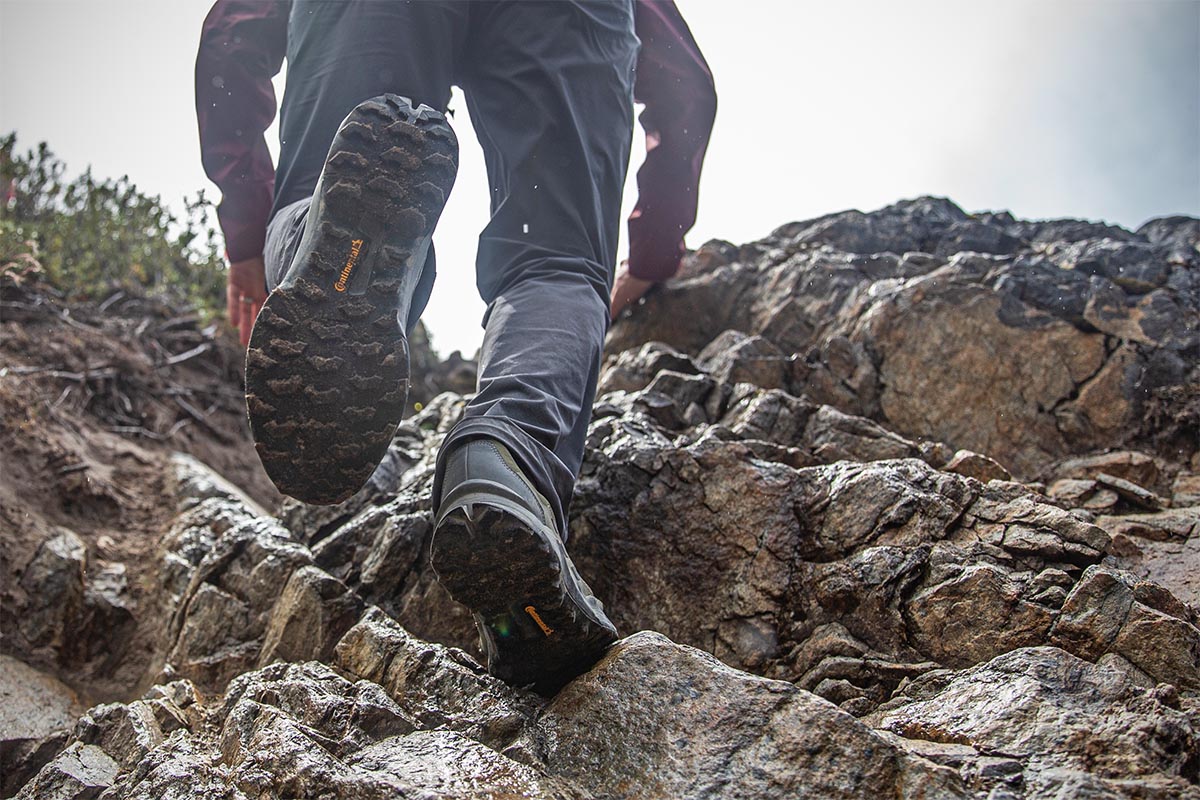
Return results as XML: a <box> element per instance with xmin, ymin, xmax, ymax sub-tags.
<box><xmin>430</xmin><ymin>499</ymin><xmax>618</xmax><ymax>694</ymax></box>
<box><xmin>246</xmin><ymin>94</ymin><xmax>457</xmax><ymax>505</ymax></box>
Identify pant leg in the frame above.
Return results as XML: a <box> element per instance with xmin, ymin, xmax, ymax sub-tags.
<box><xmin>272</xmin><ymin>0</ymin><xmax>468</xmax><ymax>215</ymax></box>
<box><xmin>263</xmin><ymin>0</ymin><xmax>467</xmax><ymax>332</ymax></box>
<box><xmin>433</xmin><ymin>0</ymin><xmax>638</xmax><ymax>540</ymax></box>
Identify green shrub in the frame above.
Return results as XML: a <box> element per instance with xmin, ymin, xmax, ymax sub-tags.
<box><xmin>0</xmin><ymin>133</ymin><xmax>226</xmax><ymax>315</ymax></box>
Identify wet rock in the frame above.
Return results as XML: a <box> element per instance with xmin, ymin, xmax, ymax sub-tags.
<box><xmin>14</xmin><ymin>742</ymin><xmax>119</xmax><ymax>800</ymax></box>
<box><xmin>257</xmin><ymin>565</ymin><xmax>364</xmax><ymax>667</ymax></box>
<box><xmin>0</xmin><ymin>655</ymin><xmax>82</xmax><ymax>795</ymax></box>
<box><xmin>877</xmin><ymin>647</ymin><xmax>1198</xmax><ymax>796</ymax></box>
<box><xmin>1050</xmin><ymin>566</ymin><xmax>1200</xmax><ymax>690</ymax></box>
<box><xmin>18</xmin><ymin>529</ymin><xmax>87</xmax><ymax>651</ymax></box>
<box><xmin>942</xmin><ymin>449</ymin><xmax>1012</xmax><ymax>482</ymax></box>
<box><xmin>334</xmin><ymin>607</ymin><xmax>541</xmax><ymax>751</ymax></box>
<box><xmin>697</xmin><ymin>329</ymin><xmax>791</xmax><ymax>390</ymax></box>
<box><xmin>1095</xmin><ymin>472</ymin><xmax>1167</xmax><ymax>511</ymax></box>
<box><xmin>1172</xmin><ymin>474</ymin><xmax>1200</xmax><ymax>507</ymax></box>
<box><xmin>532</xmin><ymin>631</ymin><xmax>970</xmax><ymax>799</ymax></box>
<box><xmin>1097</xmin><ymin>508</ymin><xmax>1198</xmax><ymax>543</ymax></box>
<box><xmin>169</xmin><ymin>453</ymin><xmax>268</xmax><ymax>516</ymax></box>
<box><xmin>101</xmin><ymin>734</ymin><xmax>246</xmax><ymax>800</ymax></box>
<box><xmin>165</xmin><ymin>502</ymin><xmax>313</xmax><ymax>690</ymax></box>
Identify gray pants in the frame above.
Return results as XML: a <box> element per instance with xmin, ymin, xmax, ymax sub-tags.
<box><xmin>264</xmin><ymin>1</ymin><xmax>638</xmax><ymax>539</ymax></box>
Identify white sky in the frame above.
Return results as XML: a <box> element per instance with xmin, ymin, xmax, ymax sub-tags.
<box><xmin>2</xmin><ymin>0</ymin><xmax>1198</xmax><ymax>357</ymax></box>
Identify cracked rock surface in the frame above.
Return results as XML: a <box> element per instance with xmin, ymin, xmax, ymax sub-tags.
<box><xmin>5</xmin><ymin>198</ymin><xmax>1198</xmax><ymax>799</ymax></box>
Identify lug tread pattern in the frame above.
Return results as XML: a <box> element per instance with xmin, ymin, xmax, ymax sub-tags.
<box><xmin>246</xmin><ymin>94</ymin><xmax>458</xmax><ymax>505</ymax></box>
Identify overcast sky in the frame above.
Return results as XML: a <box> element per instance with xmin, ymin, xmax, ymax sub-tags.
<box><xmin>2</xmin><ymin>0</ymin><xmax>1197</xmax><ymax>356</ymax></box>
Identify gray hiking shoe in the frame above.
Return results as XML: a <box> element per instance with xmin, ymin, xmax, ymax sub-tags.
<box><xmin>429</xmin><ymin>437</ymin><xmax>618</xmax><ymax>694</ymax></box>
<box><xmin>246</xmin><ymin>94</ymin><xmax>457</xmax><ymax>505</ymax></box>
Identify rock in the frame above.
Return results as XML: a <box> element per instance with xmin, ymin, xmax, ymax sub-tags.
<box><xmin>878</xmin><ymin>647</ymin><xmax>1198</xmax><ymax>796</ymax></box>
<box><xmin>1050</xmin><ymin>566</ymin><xmax>1200</xmax><ymax>689</ymax></box>
<box><xmin>532</xmin><ymin>632</ymin><xmax>970</xmax><ymax>799</ymax></box>
<box><xmin>14</xmin><ymin>743</ymin><xmax>119</xmax><ymax>800</ymax></box>
<box><xmin>9</xmin><ymin>198</ymin><xmax>1200</xmax><ymax>800</ymax></box>
<box><xmin>942</xmin><ymin>449</ymin><xmax>1012</xmax><ymax>482</ymax></box>
<box><xmin>608</xmin><ymin>199</ymin><xmax>1197</xmax><ymax>477</ymax></box>
<box><xmin>1048</xmin><ymin>478</ymin><xmax>1120</xmax><ymax>511</ymax></box>
<box><xmin>170</xmin><ymin>453</ymin><xmax>268</xmax><ymax>516</ymax></box>
<box><xmin>72</xmin><ymin>701</ymin><xmax>166</xmax><ymax>770</ymax></box>
<box><xmin>219</xmin><ymin>661</ymin><xmax>416</xmax><ymax>758</ymax></box>
<box><xmin>257</xmin><ymin>565</ymin><xmax>364</xmax><ymax>667</ymax></box>
<box><xmin>598</xmin><ymin>341</ymin><xmax>701</xmax><ymax>395</ymax></box>
<box><xmin>1097</xmin><ymin>508</ymin><xmax>1198</xmax><ymax>543</ymax></box>
<box><xmin>907</xmin><ymin>564</ymin><xmax>1056</xmax><ymax>668</ymax></box>
<box><xmin>864</xmin><ymin>281</ymin><xmax>1108</xmax><ymax>476</ymax></box>
<box><xmin>0</xmin><ymin>655</ymin><xmax>82</xmax><ymax>795</ymax></box>
<box><xmin>1084</xmin><ymin>287</ymin><xmax>1195</xmax><ymax>349</ymax></box>
<box><xmin>1102</xmin><ymin>508</ymin><xmax>1200</xmax><ymax>609</ymax></box>
<box><xmin>18</xmin><ymin>529</ymin><xmax>87</xmax><ymax>651</ymax></box>
<box><xmin>1095</xmin><ymin>472</ymin><xmax>1167</xmax><ymax>511</ymax></box>
<box><xmin>101</xmin><ymin>735</ymin><xmax>247</xmax><ymax>800</ymax></box>
<box><xmin>697</xmin><ymin>329</ymin><xmax>791</xmax><ymax>390</ymax></box>
<box><xmin>345</xmin><ymin>731</ymin><xmax>583</xmax><ymax>799</ymax></box>
<box><xmin>1049</xmin><ymin>238</ymin><xmax>1171</xmax><ymax>293</ymax></box>
<box><xmin>802</xmin><ymin>404</ymin><xmax>926</xmax><ymax>464</ymax></box>
<box><xmin>165</xmin><ymin>501</ymin><xmax>313</xmax><ymax>690</ymax></box>
<box><xmin>1137</xmin><ymin>215</ymin><xmax>1200</xmax><ymax>253</ymax></box>
<box><xmin>218</xmin><ymin>661</ymin><xmax>577</xmax><ymax>800</ymax></box>
<box><xmin>1172</xmin><ymin>473</ymin><xmax>1200</xmax><ymax>507</ymax></box>
<box><xmin>334</xmin><ymin>607</ymin><xmax>541</xmax><ymax>751</ymax></box>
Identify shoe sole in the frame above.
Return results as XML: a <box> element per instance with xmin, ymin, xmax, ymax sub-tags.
<box><xmin>429</xmin><ymin>497</ymin><xmax>618</xmax><ymax>694</ymax></box>
<box><xmin>246</xmin><ymin>95</ymin><xmax>457</xmax><ymax>505</ymax></box>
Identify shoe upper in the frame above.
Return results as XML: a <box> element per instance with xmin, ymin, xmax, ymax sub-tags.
<box><xmin>436</xmin><ymin>438</ymin><xmax>558</xmax><ymax>533</ymax></box>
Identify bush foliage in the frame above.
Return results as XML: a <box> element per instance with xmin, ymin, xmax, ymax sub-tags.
<box><xmin>1</xmin><ymin>133</ymin><xmax>226</xmax><ymax>315</ymax></box>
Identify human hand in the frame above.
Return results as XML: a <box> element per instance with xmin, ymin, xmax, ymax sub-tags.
<box><xmin>226</xmin><ymin>256</ymin><xmax>267</xmax><ymax>347</ymax></box>
<box><xmin>610</xmin><ymin>260</ymin><xmax>655</xmax><ymax>320</ymax></box>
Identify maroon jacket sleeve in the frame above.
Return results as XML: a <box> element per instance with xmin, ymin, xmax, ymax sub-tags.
<box><xmin>628</xmin><ymin>0</ymin><xmax>717</xmax><ymax>282</ymax></box>
<box><xmin>195</xmin><ymin>0</ymin><xmax>289</xmax><ymax>263</ymax></box>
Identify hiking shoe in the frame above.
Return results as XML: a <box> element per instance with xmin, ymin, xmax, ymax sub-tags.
<box><xmin>246</xmin><ymin>94</ymin><xmax>457</xmax><ymax>504</ymax></box>
<box><xmin>429</xmin><ymin>438</ymin><xmax>618</xmax><ymax>694</ymax></box>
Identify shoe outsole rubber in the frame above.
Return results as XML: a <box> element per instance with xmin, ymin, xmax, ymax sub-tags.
<box><xmin>246</xmin><ymin>94</ymin><xmax>457</xmax><ymax>505</ymax></box>
<box><xmin>430</xmin><ymin>500</ymin><xmax>618</xmax><ymax>694</ymax></box>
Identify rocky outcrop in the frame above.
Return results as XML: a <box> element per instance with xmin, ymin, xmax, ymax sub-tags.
<box><xmin>610</xmin><ymin>197</ymin><xmax>1198</xmax><ymax>477</ymax></box>
<box><xmin>6</xmin><ymin>198</ymin><xmax>1198</xmax><ymax>799</ymax></box>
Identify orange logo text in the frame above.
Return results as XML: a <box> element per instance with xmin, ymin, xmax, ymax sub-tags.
<box><xmin>334</xmin><ymin>239</ymin><xmax>364</xmax><ymax>292</ymax></box>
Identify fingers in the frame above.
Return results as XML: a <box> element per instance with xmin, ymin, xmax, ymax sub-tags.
<box><xmin>226</xmin><ymin>281</ymin><xmax>238</xmax><ymax>335</ymax></box>
<box><xmin>239</xmin><ymin>298</ymin><xmax>254</xmax><ymax>347</ymax></box>
<box><xmin>228</xmin><ymin>257</ymin><xmax>268</xmax><ymax>347</ymax></box>
<box><xmin>249</xmin><ymin>300</ymin><xmax>263</xmax><ymax>344</ymax></box>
